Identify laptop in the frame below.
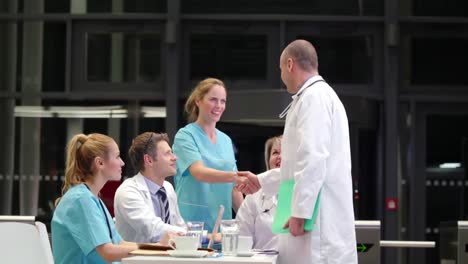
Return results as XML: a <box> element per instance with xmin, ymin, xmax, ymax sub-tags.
<box><xmin>207</xmin><ymin>205</ymin><xmax>224</xmax><ymax>249</ymax></box>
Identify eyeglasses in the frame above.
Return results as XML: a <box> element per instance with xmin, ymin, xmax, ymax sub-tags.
<box><xmin>144</xmin><ymin>133</ymin><xmax>154</xmax><ymax>154</ymax></box>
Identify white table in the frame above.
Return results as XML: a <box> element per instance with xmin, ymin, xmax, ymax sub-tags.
<box><xmin>122</xmin><ymin>254</ymin><xmax>277</xmax><ymax>264</ymax></box>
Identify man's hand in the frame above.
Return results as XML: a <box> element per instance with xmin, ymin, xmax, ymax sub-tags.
<box><xmin>282</xmin><ymin>216</ymin><xmax>306</xmax><ymax>237</ymax></box>
<box><xmin>236</xmin><ymin>171</ymin><xmax>261</xmax><ymax>194</ymax></box>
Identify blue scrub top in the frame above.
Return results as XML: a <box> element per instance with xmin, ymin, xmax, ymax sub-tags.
<box><xmin>52</xmin><ymin>184</ymin><xmax>122</xmax><ymax>264</ymax></box>
<box><xmin>173</xmin><ymin>123</ymin><xmax>237</xmax><ymax>231</ymax></box>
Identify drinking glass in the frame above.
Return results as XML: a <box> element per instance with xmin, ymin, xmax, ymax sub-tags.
<box><xmin>220</xmin><ymin>220</ymin><xmax>240</xmax><ymax>256</ymax></box>
<box><xmin>186</xmin><ymin>221</ymin><xmax>204</xmax><ymax>247</ymax></box>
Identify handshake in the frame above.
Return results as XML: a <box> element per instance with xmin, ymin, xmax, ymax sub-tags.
<box><xmin>234</xmin><ymin>171</ymin><xmax>261</xmax><ymax>194</ymax></box>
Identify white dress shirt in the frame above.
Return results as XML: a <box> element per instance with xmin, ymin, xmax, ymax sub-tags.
<box><xmin>114</xmin><ymin>173</ymin><xmax>186</xmax><ymax>243</ymax></box>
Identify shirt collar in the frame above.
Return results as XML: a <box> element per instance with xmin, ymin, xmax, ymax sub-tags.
<box><xmin>291</xmin><ymin>75</ymin><xmax>324</xmax><ymax>100</ymax></box>
<box><xmin>143</xmin><ymin>176</ymin><xmax>163</xmax><ymax>195</ymax></box>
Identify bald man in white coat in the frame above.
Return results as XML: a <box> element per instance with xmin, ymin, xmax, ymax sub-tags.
<box><xmin>272</xmin><ymin>39</ymin><xmax>357</xmax><ymax>264</ymax></box>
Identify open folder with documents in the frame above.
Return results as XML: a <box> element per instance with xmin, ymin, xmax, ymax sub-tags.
<box><xmin>272</xmin><ymin>179</ymin><xmax>321</xmax><ymax>234</ymax></box>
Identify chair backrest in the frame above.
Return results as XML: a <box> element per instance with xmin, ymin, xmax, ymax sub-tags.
<box><xmin>0</xmin><ymin>215</ymin><xmax>35</xmax><ymax>225</ymax></box>
<box><xmin>35</xmin><ymin>221</ymin><xmax>54</xmax><ymax>264</ymax></box>
<box><xmin>0</xmin><ymin>221</ymin><xmax>53</xmax><ymax>264</ymax></box>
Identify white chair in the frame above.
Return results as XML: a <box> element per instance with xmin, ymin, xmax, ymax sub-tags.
<box><xmin>0</xmin><ymin>221</ymin><xmax>54</xmax><ymax>264</ymax></box>
<box><xmin>0</xmin><ymin>215</ymin><xmax>35</xmax><ymax>225</ymax></box>
<box><xmin>35</xmin><ymin>221</ymin><xmax>54</xmax><ymax>264</ymax></box>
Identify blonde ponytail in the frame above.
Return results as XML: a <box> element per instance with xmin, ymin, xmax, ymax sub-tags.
<box><xmin>55</xmin><ymin>133</ymin><xmax>113</xmax><ymax>206</ymax></box>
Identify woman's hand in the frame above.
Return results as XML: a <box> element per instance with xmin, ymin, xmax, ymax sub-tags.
<box><xmin>236</xmin><ymin>171</ymin><xmax>261</xmax><ymax>194</ymax></box>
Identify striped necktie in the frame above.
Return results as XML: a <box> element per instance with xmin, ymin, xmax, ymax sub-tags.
<box><xmin>158</xmin><ymin>187</ymin><xmax>170</xmax><ymax>224</ymax></box>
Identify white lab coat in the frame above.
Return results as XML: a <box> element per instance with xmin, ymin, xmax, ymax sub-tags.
<box><xmin>261</xmin><ymin>76</ymin><xmax>357</xmax><ymax>264</ymax></box>
<box><xmin>114</xmin><ymin>173</ymin><xmax>186</xmax><ymax>243</ymax></box>
<box><xmin>236</xmin><ymin>189</ymin><xmax>278</xmax><ymax>250</ymax></box>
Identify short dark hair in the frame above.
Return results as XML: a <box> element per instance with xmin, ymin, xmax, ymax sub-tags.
<box><xmin>128</xmin><ymin>132</ymin><xmax>170</xmax><ymax>172</ymax></box>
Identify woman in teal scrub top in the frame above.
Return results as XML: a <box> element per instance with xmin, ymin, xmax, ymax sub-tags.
<box><xmin>52</xmin><ymin>133</ymin><xmax>139</xmax><ymax>264</ymax></box>
<box><xmin>173</xmin><ymin>78</ymin><xmax>248</xmax><ymax>232</ymax></box>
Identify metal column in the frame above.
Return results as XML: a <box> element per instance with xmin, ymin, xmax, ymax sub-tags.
<box><xmin>19</xmin><ymin>0</ymin><xmax>43</xmax><ymax>216</ymax></box>
<box><xmin>0</xmin><ymin>0</ymin><xmax>17</xmax><ymax>214</ymax></box>
<box><xmin>165</xmin><ymin>0</ymin><xmax>181</xmax><ymax>140</ymax></box>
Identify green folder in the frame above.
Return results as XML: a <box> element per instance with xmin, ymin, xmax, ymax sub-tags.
<box><xmin>272</xmin><ymin>179</ymin><xmax>321</xmax><ymax>234</ymax></box>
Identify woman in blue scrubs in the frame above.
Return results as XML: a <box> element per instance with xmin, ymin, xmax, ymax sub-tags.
<box><xmin>173</xmin><ymin>78</ymin><xmax>247</xmax><ymax>232</ymax></box>
<box><xmin>52</xmin><ymin>133</ymin><xmax>140</xmax><ymax>264</ymax></box>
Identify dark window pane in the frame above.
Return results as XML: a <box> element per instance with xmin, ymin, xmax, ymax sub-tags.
<box><xmin>0</xmin><ymin>22</ymin><xmax>17</xmax><ymax>92</ymax></box>
<box><xmin>87</xmin><ymin>33</ymin><xmax>161</xmax><ymax>83</ymax></box>
<box><xmin>40</xmin><ymin>118</ymin><xmax>66</xmax><ymax>176</ymax></box>
<box><xmin>125</xmin><ymin>36</ymin><xmax>161</xmax><ymax>82</ymax></box>
<box><xmin>45</xmin><ymin>0</ymin><xmax>70</xmax><ymax>13</ymax></box>
<box><xmin>124</xmin><ymin>0</ymin><xmax>166</xmax><ymax>13</ymax></box>
<box><xmin>190</xmin><ymin>34</ymin><xmax>267</xmax><ymax>80</ymax></box>
<box><xmin>87</xmin><ymin>34</ymin><xmax>111</xmax><ymax>82</ymax></box>
<box><xmin>426</xmin><ymin>115</ymin><xmax>468</xmax><ymax>167</ymax></box>
<box><xmin>83</xmin><ymin>118</ymin><xmax>109</xmax><ymax>135</ymax></box>
<box><xmin>298</xmin><ymin>35</ymin><xmax>374</xmax><ymax>84</ymax></box>
<box><xmin>87</xmin><ymin>0</ymin><xmax>112</xmax><ymax>13</ymax></box>
<box><xmin>182</xmin><ymin>0</ymin><xmax>383</xmax><ymax>15</ymax></box>
<box><xmin>413</xmin><ymin>0</ymin><xmax>468</xmax><ymax>17</ymax></box>
<box><xmin>15</xmin><ymin>23</ymin><xmax>23</xmax><ymax>92</ymax></box>
<box><xmin>43</xmin><ymin>23</ymin><xmax>66</xmax><ymax>92</ymax></box>
<box><xmin>426</xmin><ymin>182</ymin><xmax>463</xmax><ymax>231</ymax></box>
<box><xmin>87</xmin><ymin>0</ymin><xmax>166</xmax><ymax>13</ymax></box>
<box><xmin>356</xmin><ymin>128</ymin><xmax>378</xmax><ymax>219</ymax></box>
<box><xmin>412</xmin><ymin>38</ymin><xmax>468</xmax><ymax>86</ymax></box>
<box><xmin>0</xmin><ymin>1</ymin><xmax>7</xmax><ymax>12</ymax></box>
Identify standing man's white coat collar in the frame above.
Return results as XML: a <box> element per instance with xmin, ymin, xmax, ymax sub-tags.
<box><xmin>291</xmin><ymin>75</ymin><xmax>324</xmax><ymax>100</ymax></box>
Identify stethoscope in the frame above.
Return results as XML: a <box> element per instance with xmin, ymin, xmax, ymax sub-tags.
<box><xmin>278</xmin><ymin>79</ymin><xmax>325</xmax><ymax>119</ymax></box>
<box><xmin>261</xmin><ymin>194</ymin><xmax>278</xmax><ymax>213</ymax></box>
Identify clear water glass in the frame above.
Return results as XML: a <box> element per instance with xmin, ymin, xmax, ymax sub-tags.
<box><xmin>186</xmin><ymin>221</ymin><xmax>204</xmax><ymax>247</ymax></box>
<box><xmin>220</xmin><ymin>219</ymin><xmax>240</xmax><ymax>256</ymax></box>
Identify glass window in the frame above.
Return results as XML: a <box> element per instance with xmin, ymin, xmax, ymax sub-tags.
<box><xmin>17</xmin><ymin>21</ymin><xmax>58</xmax><ymax>93</ymax></box>
<box><xmin>182</xmin><ymin>0</ymin><xmax>383</xmax><ymax>16</ymax></box>
<box><xmin>425</xmin><ymin>114</ymin><xmax>468</xmax><ymax>248</ymax></box>
<box><xmin>411</xmin><ymin>38</ymin><xmax>468</xmax><ymax>86</ymax></box>
<box><xmin>412</xmin><ymin>0</ymin><xmax>468</xmax><ymax>17</ymax></box>
<box><xmin>45</xmin><ymin>0</ymin><xmax>70</xmax><ymax>13</ymax></box>
<box><xmin>0</xmin><ymin>1</ymin><xmax>8</xmax><ymax>13</ymax></box>
<box><xmin>87</xmin><ymin>0</ymin><xmax>112</xmax><ymax>13</ymax></box>
<box><xmin>298</xmin><ymin>35</ymin><xmax>374</xmax><ymax>84</ymax></box>
<box><xmin>426</xmin><ymin>115</ymin><xmax>468</xmax><ymax>167</ymax></box>
<box><xmin>0</xmin><ymin>22</ymin><xmax>17</xmax><ymax>92</ymax></box>
<box><xmin>123</xmin><ymin>0</ymin><xmax>166</xmax><ymax>13</ymax></box>
<box><xmin>190</xmin><ymin>34</ymin><xmax>267</xmax><ymax>80</ymax></box>
<box><xmin>355</xmin><ymin>127</ymin><xmax>378</xmax><ymax>219</ymax></box>
<box><xmin>43</xmin><ymin>22</ymin><xmax>66</xmax><ymax>92</ymax></box>
<box><xmin>87</xmin><ymin>0</ymin><xmax>166</xmax><ymax>13</ymax></box>
<box><xmin>87</xmin><ymin>33</ymin><xmax>161</xmax><ymax>83</ymax></box>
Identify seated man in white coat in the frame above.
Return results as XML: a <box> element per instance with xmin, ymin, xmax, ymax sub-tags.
<box><xmin>114</xmin><ymin>132</ymin><xmax>186</xmax><ymax>243</ymax></box>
